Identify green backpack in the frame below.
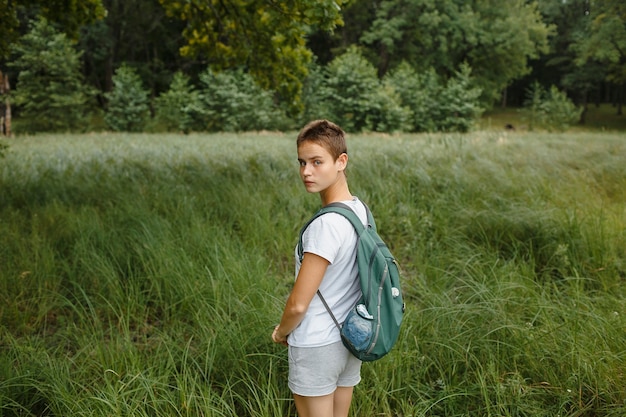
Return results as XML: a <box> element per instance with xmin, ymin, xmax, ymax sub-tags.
<box><xmin>298</xmin><ymin>202</ymin><xmax>404</xmax><ymax>362</ymax></box>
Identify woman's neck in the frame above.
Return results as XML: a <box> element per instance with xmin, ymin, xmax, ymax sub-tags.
<box><xmin>319</xmin><ymin>178</ymin><xmax>352</xmax><ymax>206</ymax></box>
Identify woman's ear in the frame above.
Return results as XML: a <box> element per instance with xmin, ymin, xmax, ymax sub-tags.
<box><xmin>337</xmin><ymin>152</ymin><xmax>348</xmax><ymax>171</ymax></box>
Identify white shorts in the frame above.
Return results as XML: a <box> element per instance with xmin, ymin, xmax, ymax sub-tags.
<box><xmin>288</xmin><ymin>341</ymin><xmax>362</xmax><ymax>396</ymax></box>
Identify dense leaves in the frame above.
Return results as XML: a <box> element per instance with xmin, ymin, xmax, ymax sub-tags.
<box><xmin>575</xmin><ymin>0</ymin><xmax>626</xmax><ymax>112</ymax></box>
<box><xmin>1</xmin><ymin>0</ymin><xmax>625</xmax><ymax>133</ymax></box>
<box><xmin>154</xmin><ymin>72</ymin><xmax>203</xmax><ymax>133</ymax></box>
<box><xmin>197</xmin><ymin>69</ymin><xmax>289</xmax><ymax>132</ymax></box>
<box><xmin>105</xmin><ymin>65</ymin><xmax>150</xmax><ymax>132</ymax></box>
<box><xmin>320</xmin><ymin>46</ymin><xmax>409</xmax><ymax>132</ymax></box>
<box><xmin>0</xmin><ymin>0</ymin><xmax>105</xmax><ymax>59</ymax></box>
<box><xmin>9</xmin><ymin>18</ymin><xmax>95</xmax><ymax>133</ymax></box>
<box><xmin>361</xmin><ymin>0</ymin><xmax>554</xmax><ymax>103</ymax></box>
<box><xmin>522</xmin><ymin>82</ymin><xmax>582</xmax><ymax>132</ymax></box>
<box><xmin>385</xmin><ymin>62</ymin><xmax>483</xmax><ymax>132</ymax></box>
<box><xmin>158</xmin><ymin>0</ymin><xmax>349</xmax><ymax>113</ymax></box>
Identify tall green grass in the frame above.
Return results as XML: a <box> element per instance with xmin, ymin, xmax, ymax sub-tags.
<box><xmin>1</xmin><ymin>131</ymin><xmax>624</xmax><ymax>416</ymax></box>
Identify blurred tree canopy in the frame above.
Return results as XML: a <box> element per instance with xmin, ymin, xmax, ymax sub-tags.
<box><xmin>359</xmin><ymin>0</ymin><xmax>554</xmax><ymax>104</ymax></box>
<box><xmin>0</xmin><ymin>0</ymin><xmax>105</xmax><ymax>59</ymax></box>
<box><xmin>1</xmin><ymin>0</ymin><xmax>624</xmax><ymax>132</ymax></box>
<box><xmin>157</xmin><ymin>0</ymin><xmax>350</xmax><ymax>113</ymax></box>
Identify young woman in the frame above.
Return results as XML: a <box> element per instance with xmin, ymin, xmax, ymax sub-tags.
<box><xmin>271</xmin><ymin>120</ymin><xmax>367</xmax><ymax>417</ymax></box>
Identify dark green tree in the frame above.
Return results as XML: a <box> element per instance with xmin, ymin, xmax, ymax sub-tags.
<box><xmin>198</xmin><ymin>68</ymin><xmax>289</xmax><ymax>132</ymax></box>
<box><xmin>154</xmin><ymin>72</ymin><xmax>203</xmax><ymax>133</ymax></box>
<box><xmin>531</xmin><ymin>0</ymin><xmax>606</xmax><ymax>122</ymax></box>
<box><xmin>574</xmin><ymin>0</ymin><xmax>626</xmax><ymax>114</ymax></box>
<box><xmin>79</xmin><ymin>0</ymin><xmax>189</xmax><ymax>102</ymax></box>
<box><xmin>104</xmin><ymin>64</ymin><xmax>150</xmax><ymax>132</ymax></box>
<box><xmin>320</xmin><ymin>46</ymin><xmax>410</xmax><ymax>132</ymax></box>
<box><xmin>0</xmin><ymin>0</ymin><xmax>105</xmax><ymax>59</ymax></box>
<box><xmin>158</xmin><ymin>0</ymin><xmax>351</xmax><ymax>114</ymax></box>
<box><xmin>385</xmin><ymin>62</ymin><xmax>483</xmax><ymax>132</ymax></box>
<box><xmin>522</xmin><ymin>82</ymin><xmax>582</xmax><ymax>131</ymax></box>
<box><xmin>361</xmin><ymin>0</ymin><xmax>554</xmax><ymax>106</ymax></box>
<box><xmin>10</xmin><ymin>18</ymin><xmax>95</xmax><ymax>133</ymax></box>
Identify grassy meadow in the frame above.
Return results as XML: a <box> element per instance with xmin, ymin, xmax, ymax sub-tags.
<box><xmin>0</xmin><ymin>130</ymin><xmax>625</xmax><ymax>416</ymax></box>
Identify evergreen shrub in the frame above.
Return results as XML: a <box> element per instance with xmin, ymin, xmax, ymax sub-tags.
<box><xmin>105</xmin><ymin>64</ymin><xmax>150</xmax><ymax>132</ymax></box>
<box><xmin>300</xmin><ymin>61</ymin><xmax>333</xmax><ymax>125</ymax></box>
<box><xmin>437</xmin><ymin>64</ymin><xmax>484</xmax><ymax>132</ymax></box>
<box><xmin>522</xmin><ymin>82</ymin><xmax>582</xmax><ymax>132</ymax></box>
<box><xmin>385</xmin><ymin>62</ymin><xmax>483</xmax><ymax>133</ymax></box>
<box><xmin>385</xmin><ymin>63</ymin><xmax>440</xmax><ymax>132</ymax></box>
<box><xmin>198</xmin><ymin>69</ymin><xmax>289</xmax><ymax>132</ymax></box>
<box><xmin>154</xmin><ymin>72</ymin><xmax>204</xmax><ymax>133</ymax></box>
<box><xmin>321</xmin><ymin>46</ymin><xmax>409</xmax><ymax>133</ymax></box>
<box><xmin>9</xmin><ymin>18</ymin><xmax>95</xmax><ymax>133</ymax></box>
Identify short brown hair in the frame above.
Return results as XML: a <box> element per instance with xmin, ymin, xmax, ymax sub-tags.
<box><xmin>296</xmin><ymin>120</ymin><xmax>347</xmax><ymax>161</ymax></box>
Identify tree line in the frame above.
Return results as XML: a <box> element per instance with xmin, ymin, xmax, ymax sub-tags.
<box><xmin>0</xmin><ymin>0</ymin><xmax>624</xmax><ymax>134</ymax></box>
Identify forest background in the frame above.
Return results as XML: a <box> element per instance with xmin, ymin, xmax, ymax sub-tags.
<box><xmin>1</xmin><ymin>1</ymin><xmax>625</xmax><ymax>417</ymax></box>
<box><xmin>0</xmin><ymin>0</ymin><xmax>625</xmax><ymax>135</ymax></box>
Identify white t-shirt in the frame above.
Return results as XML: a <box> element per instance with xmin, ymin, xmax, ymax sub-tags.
<box><xmin>288</xmin><ymin>197</ymin><xmax>367</xmax><ymax>348</ymax></box>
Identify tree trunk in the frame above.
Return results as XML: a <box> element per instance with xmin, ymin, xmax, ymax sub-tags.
<box><xmin>377</xmin><ymin>44</ymin><xmax>389</xmax><ymax>78</ymax></box>
<box><xmin>501</xmin><ymin>88</ymin><xmax>508</xmax><ymax>108</ymax></box>
<box><xmin>0</xmin><ymin>71</ymin><xmax>10</xmax><ymax>137</ymax></box>
<box><xmin>579</xmin><ymin>90</ymin><xmax>588</xmax><ymax>125</ymax></box>
<box><xmin>4</xmin><ymin>97</ymin><xmax>10</xmax><ymax>137</ymax></box>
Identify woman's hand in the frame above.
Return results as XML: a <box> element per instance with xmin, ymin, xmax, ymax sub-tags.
<box><xmin>272</xmin><ymin>325</ymin><xmax>288</xmax><ymax>346</ymax></box>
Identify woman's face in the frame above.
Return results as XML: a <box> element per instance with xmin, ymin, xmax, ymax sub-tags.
<box><xmin>297</xmin><ymin>141</ymin><xmax>346</xmax><ymax>194</ymax></box>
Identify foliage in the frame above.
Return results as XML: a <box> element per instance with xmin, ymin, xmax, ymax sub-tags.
<box><xmin>78</xmin><ymin>0</ymin><xmax>188</xmax><ymax>103</ymax></box>
<box><xmin>158</xmin><ymin>0</ymin><xmax>350</xmax><ymax>114</ymax></box>
<box><xmin>2</xmin><ymin>0</ymin><xmax>625</xmax><ymax>134</ymax></box>
<box><xmin>0</xmin><ymin>141</ymin><xmax>7</xmax><ymax>158</ymax></box>
<box><xmin>0</xmin><ymin>0</ymin><xmax>20</xmax><ymax>60</ymax></box>
<box><xmin>0</xmin><ymin>132</ymin><xmax>624</xmax><ymax>416</ymax></box>
<box><xmin>104</xmin><ymin>65</ymin><xmax>150</xmax><ymax>132</ymax></box>
<box><xmin>9</xmin><ymin>18</ymin><xmax>95</xmax><ymax>133</ymax></box>
<box><xmin>320</xmin><ymin>46</ymin><xmax>410</xmax><ymax>132</ymax></box>
<box><xmin>574</xmin><ymin>0</ymin><xmax>626</xmax><ymax>86</ymax></box>
<box><xmin>198</xmin><ymin>69</ymin><xmax>290</xmax><ymax>132</ymax></box>
<box><xmin>522</xmin><ymin>82</ymin><xmax>582</xmax><ymax>131</ymax></box>
<box><xmin>521</xmin><ymin>81</ymin><xmax>545</xmax><ymax>131</ymax></box>
<box><xmin>299</xmin><ymin>60</ymin><xmax>330</xmax><ymax>125</ymax></box>
<box><xmin>385</xmin><ymin>62</ymin><xmax>439</xmax><ymax>132</ymax></box>
<box><xmin>385</xmin><ymin>62</ymin><xmax>483</xmax><ymax>132</ymax></box>
<box><xmin>436</xmin><ymin>63</ymin><xmax>484</xmax><ymax>132</ymax></box>
<box><xmin>361</xmin><ymin>0</ymin><xmax>554</xmax><ymax>105</ymax></box>
<box><xmin>537</xmin><ymin>0</ymin><xmax>605</xmax><ymax>106</ymax></box>
<box><xmin>154</xmin><ymin>72</ymin><xmax>203</xmax><ymax>133</ymax></box>
<box><xmin>0</xmin><ymin>0</ymin><xmax>105</xmax><ymax>59</ymax></box>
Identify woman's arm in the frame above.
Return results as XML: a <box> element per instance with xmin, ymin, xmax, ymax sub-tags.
<box><xmin>272</xmin><ymin>252</ymin><xmax>329</xmax><ymax>345</ymax></box>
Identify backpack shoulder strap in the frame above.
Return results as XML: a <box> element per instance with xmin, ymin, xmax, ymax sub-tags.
<box><xmin>296</xmin><ymin>200</ymin><xmax>378</xmax><ymax>332</ymax></box>
<box><xmin>297</xmin><ymin>200</ymin><xmax>374</xmax><ymax>262</ymax></box>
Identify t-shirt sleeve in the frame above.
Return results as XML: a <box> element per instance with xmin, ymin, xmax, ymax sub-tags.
<box><xmin>301</xmin><ymin>213</ymin><xmax>351</xmax><ymax>264</ymax></box>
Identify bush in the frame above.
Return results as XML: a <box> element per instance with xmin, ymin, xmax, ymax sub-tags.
<box><xmin>385</xmin><ymin>62</ymin><xmax>483</xmax><ymax>133</ymax></box>
<box><xmin>437</xmin><ymin>64</ymin><xmax>484</xmax><ymax>132</ymax></box>
<box><xmin>9</xmin><ymin>18</ymin><xmax>95</xmax><ymax>133</ymax></box>
<box><xmin>300</xmin><ymin>60</ymin><xmax>333</xmax><ymax>125</ymax></box>
<box><xmin>104</xmin><ymin>64</ymin><xmax>150</xmax><ymax>132</ymax></box>
<box><xmin>321</xmin><ymin>46</ymin><xmax>409</xmax><ymax>132</ymax></box>
<box><xmin>154</xmin><ymin>72</ymin><xmax>203</xmax><ymax>133</ymax></box>
<box><xmin>541</xmin><ymin>86</ymin><xmax>582</xmax><ymax>132</ymax></box>
<box><xmin>522</xmin><ymin>82</ymin><xmax>582</xmax><ymax>132</ymax></box>
<box><xmin>198</xmin><ymin>69</ymin><xmax>289</xmax><ymax>132</ymax></box>
<box><xmin>385</xmin><ymin>62</ymin><xmax>441</xmax><ymax>132</ymax></box>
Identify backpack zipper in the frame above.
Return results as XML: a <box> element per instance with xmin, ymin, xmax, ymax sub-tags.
<box><xmin>366</xmin><ymin>260</ymin><xmax>388</xmax><ymax>355</ymax></box>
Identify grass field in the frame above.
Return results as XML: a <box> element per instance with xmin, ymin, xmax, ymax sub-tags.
<box><xmin>1</xmin><ymin>131</ymin><xmax>625</xmax><ymax>416</ymax></box>
<box><xmin>480</xmin><ymin>103</ymin><xmax>626</xmax><ymax>132</ymax></box>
